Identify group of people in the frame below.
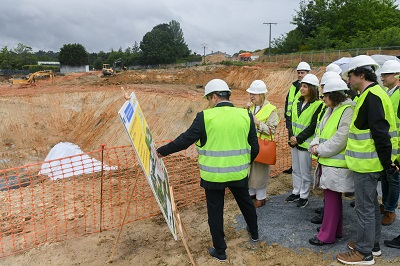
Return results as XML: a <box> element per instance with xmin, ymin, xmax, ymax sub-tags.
<box><xmin>154</xmin><ymin>55</ymin><xmax>400</xmax><ymax>265</ymax></box>
<box><xmin>283</xmin><ymin>57</ymin><xmax>400</xmax><ymax>265</ymax></box>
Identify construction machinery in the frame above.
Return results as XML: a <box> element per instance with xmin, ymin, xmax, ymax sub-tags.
<box><xmin>102</xmin><ymin>64</ymin><xmax>113</xmax><ymax>76</ymax></box>
<box><xmin>102</xmin><ymin>59</ymin><xmax>126</xmax><ymax>76</ymax></box>
<box><xmin>10</xmin><ymin>70</ymin><xmax>54</xmax><ymax>85</ymax></box>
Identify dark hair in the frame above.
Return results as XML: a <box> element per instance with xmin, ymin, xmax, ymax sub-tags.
<box><xmin>211</xmin><ymin>91</ymin><xmax>231</xmax><ymax>100</ymax></box>
<box><xmin>326</xmin><ymin>91</ymin><xmax>347</xmax><ymax>106</ymax></box>
<box><xmin>350</xmin><ymin>66</ymin><xmax>377</xmax><ymax>83</ymax></box>
<box><xmin>299</xmin><ymin>84</ymin><xmax>319</xmax><ymax>102</ymax></box>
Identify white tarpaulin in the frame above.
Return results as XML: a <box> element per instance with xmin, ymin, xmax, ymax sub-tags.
<box><xmin>39</xmin><ymin>142</ymin><xmax>117</xmax><ymax>180</ymax></box>
<box><xmin>332</xmin><ymin>55</ymin><xmax>400</xmax><ymax>76</ymax></box>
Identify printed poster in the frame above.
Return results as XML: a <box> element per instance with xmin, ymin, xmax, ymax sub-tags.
<box><xmin>118</xmin><ymin>92</ymin><xmax>176</xmax><ymax>240</ymax></box>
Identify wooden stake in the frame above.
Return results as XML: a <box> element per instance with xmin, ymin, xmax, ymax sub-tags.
<box><xmin>169</xmin><ymin>186</ymin><xmax>196</xmax><ymax>266</ymax></box>
<box><xmin>109</xmin><ymin>177</ymin><xmax>139</xmax><ymax>263</ymax></box>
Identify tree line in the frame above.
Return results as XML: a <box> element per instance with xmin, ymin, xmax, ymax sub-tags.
<box><xmin>0</xmin><ymin>20</ymin><xmax>201</xmax><ymax>71</ymax></box>
<box><xmin>2</xmin><ymin>1</ymin><xmax>400</xmax><ymax>70</ymax></box>
<box><xmin>270</xmin><ymin>0</ymin><xmax>400</xmax><ymax>54</ymax></box>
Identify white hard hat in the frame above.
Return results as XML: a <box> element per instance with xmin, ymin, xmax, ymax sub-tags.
<box><xmin>323</xmin><ymin>78</ymin><xmax>349</xmax><ymax>94</ymax></box>
<box><xmin>246</xmin><ymin>80</ymin><xmax>267</xmax><ymax>94</ymax></box>
<box><xmin>380</xmin><ymin>60</ymin><xmax>400</xmax><ymax>74</ymax></box>
<box><xmin>326</xmin><ymin>63</ymin><xmax>342</xmax><ymax>74</ymax></box>
<box><xmin>203</xmin><ymin>79</ymin><xmax>231</xmax><ymax>98</ymax></box>
<box><xmin>343</xmin><ymin>55</ymin><xmax>380</xmax><ymax>78</ymax></box>
<box><xmin>297</xmin><ymin>61</ymin><xmax>311</xmax><ymax>71</ymax></box>
<box><xmin>301</xmin><ymin>74</ymin><xmax>319</xmax><ymax>87</ymax></box>
<box><xmin>320</xmin><ymin>71</ymin><xmax>342</xmax><ymax>86</ymax></box>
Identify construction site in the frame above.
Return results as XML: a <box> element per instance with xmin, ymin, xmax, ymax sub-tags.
<box><xmin>0</xmin><ymin>63</ymin><xmax>399</xmax><ymax>266</ymax></box>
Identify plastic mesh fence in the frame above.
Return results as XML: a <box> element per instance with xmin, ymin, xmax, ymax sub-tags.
<box><xmin>0</xmin><ymin>122</ymin><xmax>291</xmax><ymax>257</ymax></box>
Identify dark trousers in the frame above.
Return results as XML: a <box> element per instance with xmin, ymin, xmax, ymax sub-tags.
<box><xmin>205</xmin><ymin>186</ymin><xmax>258</xmax><ymax>254</ymax></box>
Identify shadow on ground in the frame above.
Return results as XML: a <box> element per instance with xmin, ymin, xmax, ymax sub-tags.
<box><xmin>236</xmin><ymin>192</ymin><xmax>400</xmax><ymax>261</ymax></box>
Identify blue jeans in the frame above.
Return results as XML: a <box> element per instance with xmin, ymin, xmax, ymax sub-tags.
<box><xmin>354</xmin><ymin>171</ymin><xmax>382</xmax><ymax>255</ymax></box>
<box><xmin>381</xmin><ymin>171</ymin><xmax>400</xmax><ymax>212</ymax></box>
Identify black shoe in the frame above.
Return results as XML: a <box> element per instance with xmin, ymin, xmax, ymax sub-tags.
<box><xmin>208</xmin><ymin>247</ymin><xmax>226</xmax><ymax>262</ymax></box>
<box><xmin>350</xmin><ymin>200</ymin><xmax>355</xmax><ymax>208</ymax></box>
<box><xmin>297</xmin><ymin>198</ymin><xmax>308</xmax><ymax>208</ymax></box>
<box><xmin>285</xmin><ymin>193</ymin><xmax>300</xmax><ymax>202</ymax></box>
<box><xmin>315</xmin><ymin>206</ymin><xmax>324</xmax><ymax>214</ymax></box>
<box><xmin>309</xmin><ymin>236</ymin><xmax>333</xmax><ymax>246</ymax></box>
<box><xmin>384</xmin><ymin>235</ymin><xmax>400</xmax><ymax>249</ymax></box>
<box><xmin>311</xmin><ymin>213</ymin><xmax>323</xmax><ymax>224</ymax></box>
<box><xmin>246</xmin><ymin>226</ymin><xmax>259</xmax><ymax>242</ymax></box>
<box><xmin>283</xmin><ymin>167</ymin><xmax>293</xmax><ymax>174</ymax></box>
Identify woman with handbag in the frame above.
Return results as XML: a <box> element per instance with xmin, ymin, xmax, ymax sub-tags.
<box><xmin>308</xmin><ymin>78</ymin><xmax>355</xmax><ymax>245</ymax></box>
<box><xmin>285</xmin><ymin>74</ymin><xmax>325</xmax><ymax>208</ymax></box>
<box><xmin>245</xmin><ymin>80</ymin><xmax>279</xmax><ymax>208</ymax></box>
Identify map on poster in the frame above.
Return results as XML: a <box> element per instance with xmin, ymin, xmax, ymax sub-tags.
<box><xmin>118</xmin><ymin>92</ymin><xmax>177</xmax><ymax>240</ymax></box>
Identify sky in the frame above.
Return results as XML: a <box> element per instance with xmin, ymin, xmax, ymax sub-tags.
<box><xmin>2</xmin><ymin>0</ymin><xmax>400</xmax><ymax>56</ymax></box>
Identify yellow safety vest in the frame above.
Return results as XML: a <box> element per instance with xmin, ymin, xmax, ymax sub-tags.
<box><xmin>317</xmin><ymin>104</ymin><xmax>353</xmax><ymax>168</ymax></box>
<box><xmin>292</xmin><ymin>99</ymin><xmax>324</xmax><ymax>149</ymax></box>
<box><xmin>250</xmin><ymin>103</ymin><xmax>277</xmax><ymax>140</ymax></box>
<box><xmin>196</xmin><ymin>106</ymin><xmax>251</xmax><ymax>182</ymax></box>
<box><xmin>285</xmin><ymin>83</ymin><xmax>301</xmax><ymax>117</ymax></box>
<box><xmin>345</xmin><ymin>85</ymin><xmax>398</xmax><ymax>173</ymax></box>
<box><xmin>389</xmin><ymin>88</ymin><xmax>400</xmax><ymax>161</ymax></box>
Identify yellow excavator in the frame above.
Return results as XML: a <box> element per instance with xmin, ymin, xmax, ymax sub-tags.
<box><xmin>10</xmin><ymin>70</ymin><xmax>54</xmax><ymax>85</ymax></box>
<box><xmin>102</xmin><ymin>64</ymin><xmax>113</xmax><ymax>76</ymax></box>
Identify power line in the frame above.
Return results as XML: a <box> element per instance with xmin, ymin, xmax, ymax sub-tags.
<box><xmin>263</xmin><ymin>22</ymin><xmax>277</xmax><ymax>57</ymax></box>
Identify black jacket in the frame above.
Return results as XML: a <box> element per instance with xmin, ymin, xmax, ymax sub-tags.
<box><xmin>157</xmin><ymin>101</ymin><xmax>259</xmax><ymax>189</ymax></box>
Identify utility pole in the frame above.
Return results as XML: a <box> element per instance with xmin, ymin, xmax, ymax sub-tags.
<box><xmin>201</xmin><ymin>43</ymin><xmax>207</xmax><ymax>64</ymax></box>
<box><xmin>263</xmin><ymin>22</ymin><xmax>277</xmax><ymax>57</ymax></box>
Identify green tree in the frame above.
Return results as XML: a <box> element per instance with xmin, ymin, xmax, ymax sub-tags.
<box><xmin>93</xmin><ymin>58</ymin><xmax>103</xmax><ymax>70</ymax></box>
<box><xmin>0</xmin><ymin>46</ymin><xmax>14</xmax><ymax>69</ymax></box>
<box><xmin>58</xmin><ymin>43</ymin><xmax>88</xmax><ymax>66</ymax></box>
<box><xmin>140</xmin><ymin>20</ymin><xmax>190</xmax><ymax>65</ymax></box>
<box><xmin>169</xmin><ymin>20</ymin><xmax>190</xmax><ymax>58</ymax></box>
<box><xmin>275</xmin><ymin>0</ymin><xmax>400</xmax><ymax>52</ymax></box>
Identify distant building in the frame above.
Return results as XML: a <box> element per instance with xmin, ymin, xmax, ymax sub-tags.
<box><xmin>37</xmin><ymin>61</ymin><xmax>60</xmax><ymax>67</ymax></box>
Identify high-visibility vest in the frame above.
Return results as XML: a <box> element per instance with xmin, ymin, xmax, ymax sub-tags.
<box><xmin>389</xmin><ymin>88</ymin><xmax>400</xmax><ymax>160</ymax></box>
<box><xmin>250</xmin><ymin>103</ymin><xmax>277</xmax><ymax>140</ymax></box>
<box><xmin>292</xmin><ymin>99</ymin><xmax>324</xmax><ymax>149</ymax></box>
<box><xmin>196</xmin><ymin>106</ymin><xmax>251</xmax><ymax>182</ymax></box>
<box><xmin>285</xmin><ymin>82</ymin><xmax>301</xmax><ymax>117</ymax></box>
<box><xmin>317</xmin><ymin>104</ymin><xmax>353</xmax><ymax>168</ymax></box>
<box><xmin>345</xmin><ymin>85</ymin><xmax>398</xmax><ymax>173</ymax></box>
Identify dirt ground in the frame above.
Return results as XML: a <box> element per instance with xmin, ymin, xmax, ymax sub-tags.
<box><xmin>0</xmin><ymin>67</ymin><xmax>398</xmax><ymax>265</ymax></box>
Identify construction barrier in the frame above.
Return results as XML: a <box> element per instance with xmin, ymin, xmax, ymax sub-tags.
<box><xmin>0</xmin><ymin>122</ymin><xmax>291</xmax><ymax>258</ymax></box>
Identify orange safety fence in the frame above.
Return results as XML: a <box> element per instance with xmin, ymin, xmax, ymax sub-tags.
<box><xmin>0</xmin><ymin>122</ymin><xmax>291</xmax><ymax>258</ymax></box>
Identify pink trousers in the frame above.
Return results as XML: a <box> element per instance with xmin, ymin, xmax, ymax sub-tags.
<box><xmin>317</xmin><ymin>189</ymin><xmax>343</xmax><ymax>243</ymax></box>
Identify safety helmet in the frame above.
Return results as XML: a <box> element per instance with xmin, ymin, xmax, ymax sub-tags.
<box><xmin>301</xmin><ymin>74</ymin><xmax>319</xmax><ymax>87</ymax></box>
<box><xmin>343</xmin><ymin>55</ymin><xmax>380</xmax><ymax>78</ymax></box>
<box><xmin>203</xmin><ymin>79</ymin><xmax>231</xmax><ymax>98</ymax></box>
<box><xmin>297</xmin><ymin>61</ymin><xmax>311</xmax><ymax>71</ymax></box>
<box><xmin>380</xmin><ymin>60</ymin><xmax>400</xmax><ymax>74</ymax></box>
<box><xmin>322</xmin><ymin>78</ymin><xmax>349</xmax><ymax>94</ymax></box>
<box><xmin>326</xmin><ymin>63</ymin><xmax>342</xmax><ymax>75</ymax></box>
<box><xmin>246</xmin><ymin>80</ymin><xmax>267</xmax><ymax>94</ymax></box>
<box><xmin>320</xmin><ymin>71</ymin><xmax>341</xmax><ymax>86</ymax></box>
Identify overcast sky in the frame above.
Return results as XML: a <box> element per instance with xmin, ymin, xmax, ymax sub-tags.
<box><xmin>2</xmin><ymin>0</ymin><xmax>400</xmax><ymax>56</ymax></box>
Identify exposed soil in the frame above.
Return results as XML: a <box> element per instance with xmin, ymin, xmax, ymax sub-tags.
<box><xmin>0</xmin><ymin>67</ymin><xmax>398</xmax><ymax>265</ymax></box>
